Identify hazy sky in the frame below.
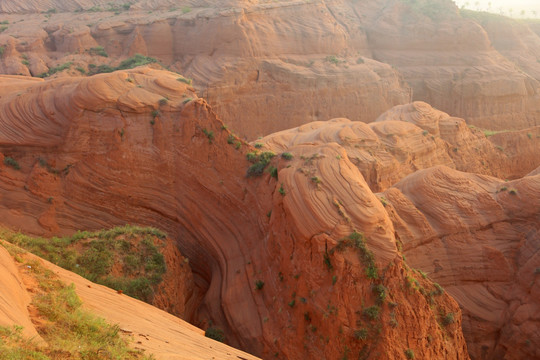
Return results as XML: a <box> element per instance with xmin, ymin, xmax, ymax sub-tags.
<box><xmin>454</xmin><ymin>0</ymin><xmax>540</xmax><ymax>17</ymax></box>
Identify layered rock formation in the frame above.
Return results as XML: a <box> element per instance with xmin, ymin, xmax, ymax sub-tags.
<box><xmin>0</xmin><ymin>241</ymin><xmax>261</xmax><ymax>360</ymax></box>
<box><xmin>384</xmin><ymin>166</ymin><xmax>540</xmax><ymax>360</ymax></box>
<box><xmin>257</xmin><ymin>102</ymin><xmax>540</xmax><ymax>359</ymax></box>
<box><xmin>0</xmin><ymin>69</ymin><xmax>473</xmax><ymax>359</ymax></box>
<box><xmin>258</xmin><ymin>101</ymin><xmax>540</xmax><ymax>191</ymax></box>
<box><xmin>2</xmin><ymin>0</ymin><xmax>539</xmax><ymax>139</ymax></box>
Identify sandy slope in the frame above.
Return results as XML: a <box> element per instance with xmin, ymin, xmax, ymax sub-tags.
<box><xmin>0</xmin><ymin>242</ymin><xmax>260</xmax><ymax>360</ymax></box>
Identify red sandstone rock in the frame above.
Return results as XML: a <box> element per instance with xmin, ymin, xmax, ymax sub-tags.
<box><xmin>0</xmin><ymin>69</ymin><xmax>472</xmax><ymax>359</ymax></box>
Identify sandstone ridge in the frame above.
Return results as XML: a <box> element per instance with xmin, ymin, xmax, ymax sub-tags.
<box><xmin>1</xmin><ymin>0</ymin><xmax>539</xmax><ymax>138</ymax></box>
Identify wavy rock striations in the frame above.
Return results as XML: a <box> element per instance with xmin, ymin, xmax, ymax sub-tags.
<box><xmin>258</xmin><ymin>101</ymin><xmax>540</xmax><ymax>192</ymax></box>
<box><xmin>1</xmin><ymin>0</ymin><xmax>540</xmax><ymax>137</ymax></box>
<box><xmin>0</xmin><ymin>69</ymin><xmax>473</xmax><ymax>359</ymax></box>
<box><xmin>384</xmin><ymin>166</ymin><xmax>540</xmax><ymax>360</ymax></box>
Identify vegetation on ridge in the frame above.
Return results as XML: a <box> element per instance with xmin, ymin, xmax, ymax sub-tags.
<box><xmin>0</xmin><ymin>225</ymin><xmax>167</xmax><ymax>303</ymax></box>
<box><xmin>0</xmin><ymin>242</ymin><xmax>154</xmax><ymax>359</ymax></box>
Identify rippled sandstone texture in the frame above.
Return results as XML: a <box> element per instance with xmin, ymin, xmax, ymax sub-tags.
<box><xmin>1</xmin><ymin>0</ymin><xmax>540</xmax><ymax>138</ymax></box>
<box><xmin>0</xmin><ymin>69</ymin><xmax>475</xmax><ymax>359</ymax></box>
<box><xmin>257</xmin><ymin>101</ymin><xmax>540</xmax><ymax>359</ymax></box>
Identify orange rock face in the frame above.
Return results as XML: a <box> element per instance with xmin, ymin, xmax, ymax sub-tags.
<box><xmin>0</xmin><ymin>69</ymin><xmax>475</xmax><ymax>359</ymax></box>
<box><xmin>256</xmin><ymin>101</ymin><xmax>539</xmax><ymax>359</ymax></box>
<box><xmin>0</xmin><ymin>241</ymin><xmax>261</xmax><ymax>360</ymax></box>
<box><xmin>258</xmin><ymin>102</ymin><xmax>540</xmax><ymax>192</ymax></box>
<box><xmin>384</xmin><ymin>166</ymin><xmax>540</xmax><ymax>360</ymax></box>
<box><xmin>2</xmin><ymin>0</ymin><xmax>539</xmax><ymax>139</ymax></box>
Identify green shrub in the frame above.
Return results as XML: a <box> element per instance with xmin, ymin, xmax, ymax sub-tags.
<box><xmin>38</xmin><ymin>62</ymin><xmax>73</xmax><ymax>77</ymax></box>
<box><xmin>88</xmin><ymin>46</ymin><xmax>108</xmax><ymax>57</ymax></box>
<box><xmin>247</xmin><ymin>151</ymin><xmax>275</xmax><ymax>177</ymax></box>
<box><xmin>4</xmin><ymin>156</ymin><xmax>20</xmax><ymax>170</ymax></box>
<box><xmin>205</xmin><ymin>327</ymin><xmax>224</xmax><ymax>342</ymax></box>
<box><xmin>372</xmin><ymin>284</ymin><xmax>387</xmax><ymax>304</ymax></box>
<box><xmin>363</xmin><ymin>305</ymin><xmax>380</xmax><ymax>320</ymax></box>
<box><xmin>324</xmin><ymin>251</ymin><xmax>333</xmax><ymax>270</ymax></box>
<box><xmin>0</xmin><ymin>25</ymin><xmax>7</xmax><ymax>33</ymax></box>
<box><xmin>176</xmin><ymin>77</ymin><xmax>192</xmax><ymax>85</ymax></box>
<box><xmin>354</xmin><ymin>328</ymin><xmax>368</xmax><ymax>340</ymax></box>
<box><xmin>255</xmin><ymin>280</ymin><xmax>265</xmax><ymax>290</ymax></box>
<box><xmin>442</xmin><ymin>312</ymin><xmax>455</xmax><ymax>326</ymax></box>
<box><xmin>117</xmin><ymin>54</ymin><xmax>157</xmax><ymax>70</ymax></box>
<box><xmin>1</xmin><ymin>225</ymin><xmax>168</xmax><ymax>303</ymax></box>
<box><xmin>432</xmin><ymin>283</ymin><xmax>444</xmax><ymax>295</ymax></box>
<box><xmin>334</xmin><ymin>232</ymin><xmax>378</xmax><ymax>279</ymax></box>
<box><xmin>405</xmin><ymin>349</ymin><xmax>415</xmax><ymax>359</ymax></box>
<box><xmin>326</xmin><ymin>55</ymin><xmax>340</xmax><ymax>64</ymax></box>
<box><xmin>202</xmin><ymin>128</ymin><xmax>214</xmax><ymax>143</ymax></box>
<box><xmin>281</xmin><ymin>152</ymin><xmax>293</xmax><ymax>160</ymax></box>
<box><xmin>0</xmin><ymin>45</ymin><xmax>5</xmax><ymax>57</ymax></box>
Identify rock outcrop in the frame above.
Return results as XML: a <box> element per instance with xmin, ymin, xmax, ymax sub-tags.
<box><xmin>0</xmin><ymin>69</ymin><xmax>471</xmax><ymax>359</ymax></box>
<box><xmin>0</xmin><ymin>241</ymin><xmax>261</xmax><ymax>360</ymax></box>
<box><xmin>257</xmin><ymin>101</ymin><xmax>540</xmax><ymax>192</ymax></box>
<box><xmin>256</xmin><ymin>101</ymin><xmax>540</xmax><ymax>359</ymax></box>
<box><xmin>384</xmin><ymin>166</ymin><xmax>540</xmax><ymax>360</ymax></box>
<box><xmin>3</xmin><ymin>0</ymin><xmax>539</xmax><ymax>139</ymax></box>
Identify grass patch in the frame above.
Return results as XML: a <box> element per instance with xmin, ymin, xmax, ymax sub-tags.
<box><xmin>441</xmin><ymin>312</ymin><xmax>455</xmax><ymax>326</ymax></box>
<box><xmin>325</xmin><ymin>55</ymin><xmax>340</xmax><ymax>65</ymax></box>
<box><xmin>255</xmin><ymin>280</ymin><xmax>265</xmax><ymax>290</ymax></box>
<box><xmin>205</xmin><ymin>327</ymin><xmax>224</xmax><ymax>342</ymax></box>
<box><xmin>117</xmin><ymin>54</ymin><xmax>158</xmax><ymax>70</ymax></box>
<box><xmin>333</xmin><ymin>231</ymin><xmax>378</xmax><ymax>279</ymax></box>
<box><xmin>404</xmin><ymin>349</ymin><xmax>415</xmax><ymax>359</ymax></box>
<box><xmin>176</xmin><ymin>77</ymin><xmax>192</xmax><ymax>85</ymax></box>
<box><xmin>281</xmin><ymin>152</ymin><xmax>293</xmax><ymax>160</ymax></box>
<box><xmin>247</xmin><ymin>151</ymin><xmax>276</xmax><ymax>177</ymax></box>
<box><xmin>88</xmin><ymin>46</ymin><xmax>108</xmax><ymax>57</ymax></box>
<box><xmin>363</xmin><ymin>305</ymin><xmax>380</xmax><ymax>320</ymax></box>
<box><xmin>87</xmin><ymin>54</ymin><xmax>158</xmax><ymax>75</ymax></box>
<box><xmin>38</xmin><ymin>62</ymin><xmax>73</xmax><ymax>77</ymax></box>
<box><xmin>1</xmin><ymin>225</ymin><xmax>167</xmax><ymax>303</ymax></box>
<box><xmin>0</xmin><ymin>249</ymin><xmax>153</xmax><ymax>359</ymax></box>
<box><xmin>4</xmin><ymin>156</ymin><xmax>20</xmax><ymax>170</ymax></box>
<box><xmin>202</xmin><ymin>128</ymin><xmax>214</xmax><ymax>143</ymax></box>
